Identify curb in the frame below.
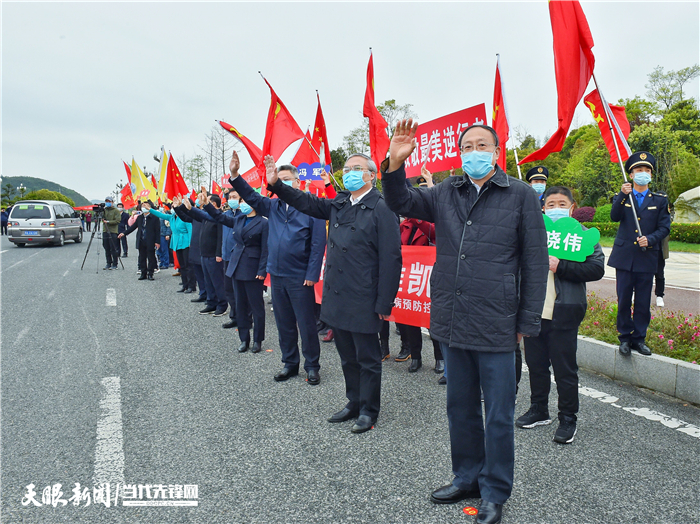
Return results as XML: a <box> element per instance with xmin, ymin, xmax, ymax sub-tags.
<box><xmin>577</xmin><ymin>335</ymin><xmax>700</xmax><ymax>404</ymax></box>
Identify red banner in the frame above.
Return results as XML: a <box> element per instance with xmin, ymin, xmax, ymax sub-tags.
<box><xmin>404</xmin><ymin>105</ymin><xmax>487</xmax><ymax>178</ymax></box>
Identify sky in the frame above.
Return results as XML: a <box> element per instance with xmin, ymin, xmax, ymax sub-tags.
<box><xmin>2</xmin><ymin>1</ymin><xmax>699</xmax><ymax>201</ymax></box>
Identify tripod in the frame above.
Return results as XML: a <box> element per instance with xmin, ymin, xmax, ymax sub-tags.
<box><xmin>80</xmin><ymin>219</ymin><xmax>125</xmax><ymax>272</ymax></box>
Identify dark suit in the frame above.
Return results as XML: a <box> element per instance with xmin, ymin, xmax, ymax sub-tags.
<box><xmin>608</xmin><ymin>189</ymin><xmax>671</xmax><ymax>344</ymax></box>
<box><xmin>123</xmin><ymin>212</ymin><xmax>161</xmax><ymax>277</ymax></box>
<box><xmin>117</xmin><ymin>211</ymin><xmax>130</xmax><ymax>256</ymax></box>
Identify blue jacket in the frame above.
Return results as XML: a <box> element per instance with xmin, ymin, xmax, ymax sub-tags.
<box><xmin>204</xmin><ymin>203</ymin><xmax>268</xmax><ymax>281</ymax></box>
<box><xmin>608</xmin><ymin>189</ymin><xmax>671</xmax><ymax>273</ymax></box>
<box><xmin>149</xmin><ymin>208</ymin><xmax>191</xmax><ymax>250</ymax></box>
<box><xmin>118</xmin><ymin>211</ymin><xmax>130</xmax><ymax>233</ymax></box>
<box><xmin>231</xmin><ymin>176</ymin><xmax>326</xmax><ymax>282</ymax></box>
<box><xmin>1</xmin><ymin>211</ymin><xmax>8</xmax><ymax>224</ymax></box>
<box><xmin>159</xmin><ymin>216</ymin><xmax>172</xmax><ymax>238</ymax></box>
<box><xmin>174</xmin><ymin>206</ymin><xmax>203</xmax><ymax>260</ymax></box>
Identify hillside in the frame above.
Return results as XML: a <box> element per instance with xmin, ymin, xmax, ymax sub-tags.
<box><xmin>1</xmin><ymin>176</ymin><xmax>91</xmax><ymax>206</ymax></box>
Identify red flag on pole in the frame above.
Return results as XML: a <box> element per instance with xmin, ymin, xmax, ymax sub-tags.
<box><xmin>492</xmin><ymin>55</ymin><xmax>510</xmax><ymax>171</ymax></box>
<box><xmin>519</xmin><ymin>1</ymin><xmax>595</xmax><ymax>164</ymax></box>
<box><xmin>312</xmin><ymin>92</ymin><xmax>332</xmax><ymax>167</ymax></box>
<box><xmin>363</xmin><ymin>52</ymin><xmax>391</xmax><ymax>172</ymax></box>
<box><xmin>163</xmin><ymin>154</ymin><xmax>190</xmax><ymax>201</ymax></box>
<box><xmin>189</xmin><ymin>189</ymin><xmax>198</xmax><ymax>202</ymax></box>
<box><xmin>291</xmin><ymin>130</ymin><xmax>319</xmax><ymax>166</ymax></box>
<box><xmin>211</xmin><ymin>180</ymin><xmax>222</xmax><ymax>197</ymax></box>
<box><xmin>120</xmin><ymin>184</ymin><xmax>136</xmax><ymax>209</ymax></box>
<box><xmin>261</xmin><ymin>78</ymin><xmax>305</xmax><ymax>161</ymax></box>
<box><xmin>583</xmin><ymin>89</ymin><xmax>631</xmax><ymax>163</ymax></box>
<box><xmin>123</xmin><ymin>161</ymin><xmax>132</xmax><ymax>184</ymax></box>
<box><xmin>218</xmin><ymin>121</ymin><xmax>263</xmax><ymax>166</ymax></box>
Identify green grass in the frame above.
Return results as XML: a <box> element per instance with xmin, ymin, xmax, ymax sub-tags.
<box><xmin>599</xmin><ymin>236</ymin><xmax>700</xmax><ymax>253</ymax></box>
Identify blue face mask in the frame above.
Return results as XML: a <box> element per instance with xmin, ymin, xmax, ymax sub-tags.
<box><xmin>544</xmin><ymin>207</ymin><xmax>571</xmax><ymax>222</ymax></box>
<box><xmin>343</xmin><ymin>170</ymin><xmax>367</xmax><ymax>192</ymax></box>
<box><xmin>461</xmin><ymin>151</ymin><xmax>495</xmax><ymax>180</ymax></box>
<box><xmin>633</xmin><ymin>172</ymin><xmax>651</xmax><ymax>186</ymax></box>
<box><xmin>228</xmin><ymin>200</ymin><xmax>239</xmax><ymax>210</ymax></box>
<box><xmin>239</xmin><ymin>203</ymin><xmax>252</xmax><ymax>215</ymax></box>
<box><xmin>282</xmin><ymin>180</ymin><xmax>295</xmax><ymax>187</ymax></box>
<box><xmin>532</xmin><ymin>183</ymin><xmax>546</xmax><ymax>195</ymax></box>
<box><xmin>105</xmin><ymin>202</ymin><xmax>112</xmax><ymax>207</ymax></box>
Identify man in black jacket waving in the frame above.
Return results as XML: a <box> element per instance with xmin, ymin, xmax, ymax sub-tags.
<box><xmin>119</xmin><ymin>201</ymin><xmax>160</xmax><ymax>280</ymax></box>
<box><xmin>381</xmin><ymin>120</ymin><xmax>548</xmax><ymax>524</ymax></box>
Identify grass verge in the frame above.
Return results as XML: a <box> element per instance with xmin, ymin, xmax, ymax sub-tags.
<box><xmin>598</xmin><ymin>236</ymin><xmax>700</xmax><ymax>253</ymax></box>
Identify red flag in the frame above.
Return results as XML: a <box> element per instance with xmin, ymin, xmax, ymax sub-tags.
<box><xmin>583</xmin><ymin>89</ymin><xmax>631</xmax><ymax>163</ymax></box>
<box><xmin>211</xmin><ymin>180</ymin><xmax>222</xmax><ymax>196</ymax></box>
<box><xmin>120</xmin><ymin>184</ymin><xmax>136</xmax><ymax>209</ymax></box>
<box><xmin>189</xmin><ymin>189</ymin><xmax>198</xmax><ymax>202</ymax></box>
<box><xmin>519</xmin><ymin>1</ymin><xmax>595</xmax><ymax>164</ymax></box>
<box><xmin>312</xmin><ymin>93</ymin><xmax>332</xmax><ymax>167</ymax></box>
<box><xmin>240</xmin><ymin>165</ymin><xmax>264</xmax><ymax>189</ymax></box>
<box><xmin>492</xmin><ymin>55</ymin><xmax>510</xmax><ymax>172</ymax></box>
<box><xmin>261</xmin><ymin>78</ymin><xmax>304</xmax><ymax>161</ymax></box>
<box><xmin>122</xmin><ymin>161</ymin><xmax>132</xmax><ymax>184</ymax></box>
<box><xmin>291</xmin><ymin>130</ymin><xmax>319</xmax><ymax>166</ymax></box>
<box><xmin>163</xmin><ymin>154</ymin><xmax>190</xmax><ymax>201</ymax></box>
<box><xmin>218</xmin><ymin>121</ymin><xmax>263</xmax><ymax>166</ymax></box>
<box><xmin>363</xmin><ymin>52</ymin><xmax>390</xmax><ymax>171</ymax></box>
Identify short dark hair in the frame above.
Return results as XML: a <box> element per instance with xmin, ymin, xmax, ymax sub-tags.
<box><xmin>278</xmin><ymin>165</ymin><xmax>299</xmax><ymax>178</ymax></box>
<box><xmin>543</xmin><ymin>186</ymin><xmax>574</xmax><ymax>204</ymax></box>
<box><xmin>210</xmin><ymin>194</ymin><xmax>222</xmax><ymax>207</ymax></box>
<box><xmin>458</xmin><ymin>124</ymin><xmax>500</xmax><ymax>150</ymax></box>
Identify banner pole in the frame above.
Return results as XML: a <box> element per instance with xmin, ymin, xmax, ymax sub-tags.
<box><xmin>512</xmin><ymin>147</ymin><xmax>523</xmax><ymax>180</ymax></box>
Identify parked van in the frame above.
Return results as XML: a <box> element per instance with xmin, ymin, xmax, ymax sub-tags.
<box><xmin>7</xmin><ymin>200</ymin><xmax>83</xmax><ymax>247</ymax></box>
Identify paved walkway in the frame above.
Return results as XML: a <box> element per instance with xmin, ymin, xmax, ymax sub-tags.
<box><xmin>601</xmin><ymin>247</ymin><xmax>700</xmax><ymax>290</ymax></box>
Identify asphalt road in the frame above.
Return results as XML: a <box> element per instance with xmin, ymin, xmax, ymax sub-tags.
<box><xmin>1</xmin><ymin>234</ymin><xmax>699</xmax><ymax>524</ymax></box>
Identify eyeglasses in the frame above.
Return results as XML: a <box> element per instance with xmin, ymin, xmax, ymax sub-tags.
<box><xmin>342</xmin><ymin>165</ymin><xmax>369</xmax><ymax>174</ymax></box>
<box><xmin>460</xmin><ymin>142</ymin><xmax>496</xmax><ymax>153</ymax></box>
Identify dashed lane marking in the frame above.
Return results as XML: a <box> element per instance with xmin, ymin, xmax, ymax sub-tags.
<box><xmin>94</xmin><ymin>377</ymin><xmax>125</xmax><ymax>486</ymax></box>
<box><xmin>14</xmin><ymin>327</ymin><xmax>30</xmax><ymax>346</ymax></box>
<box><xmin>1</xmin><ymin>248</ymin><xmax>46</xmax><ymax>272</ymax></box>
<box><xmin>106</xmin><ymin>288</ymin><xmax>116</xmax><ymax>307</ymax></box>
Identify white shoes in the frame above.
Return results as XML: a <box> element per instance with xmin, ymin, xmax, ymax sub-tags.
<box><xmin>656</xmin><ymin>296</ymin><xmax>665</xmax><ymax>307</ymax></box>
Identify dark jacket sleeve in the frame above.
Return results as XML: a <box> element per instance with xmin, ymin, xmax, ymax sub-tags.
<box><xmin>258</xmin><ymin>220</ymin><xmax>269</xmax><ymax>277</ymax></box>
<box><xmin>231</xmin><ymin>176</ymin><xmax>272</xmax><ymax>217</ymax></box>
<box><xmin>556</xmin><ymin>242</ymin><xmax>606</xmax><ymax>283</ymax></box>
<box><xmin>216</xmin><ymin>223</ymin><xmax>223</xmax><ymax>258</ymax></box>
<box><xmin>174</xmin><ymin>205</ymin><xmax>193</xmax><ymax>223</ymax></box>
<box><xmin>375</xmin><ymin>202</ymin><xmax>403</xmax><ymax>316</ymax></box>
<box><xmin>645</xmin><ymin>196</ymin><xmax>671</xmax><ymax>248</ymax></box>
<box><xmin>610</xmin><ymin>191</ymin><xmax>626</xmax><ymax>222</ymax></box>
<box><xmin>123</xmin><ymin>216</ymin><xmax>140</xmax><ymax>236</ymax></box>
<box><xmin>187</xmin><ymin>206</ymin><xmax>214</xmax><ymax>222</ymax></box>
<box><xmin>516</xmin><ymin>190</ymin><xmax>549</xmax><ymax>337</ymax></box>
<box><xmin>305</xmin><ymin>217</ymin><xmax>327</xmax><ymax>282</ymax></box>
<box><xmin>203</xmin><ymin>203</ymin><xmax>236</xmax><ymax>228</ymax></box>
<box><xmin>380</xmin><ymin>160</ymin><xmax>437</xmax><ymax>222</ymax></box>
<box><xmin>269</xmin><ymin>180</ymin><xmax>333</xmax><ymax>221</ymax></box>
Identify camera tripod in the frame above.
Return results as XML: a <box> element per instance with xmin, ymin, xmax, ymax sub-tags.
<box><xmin>80</xmin><ymin>218</ymin><xmax>125</xmax><ymax>272</ymax></box>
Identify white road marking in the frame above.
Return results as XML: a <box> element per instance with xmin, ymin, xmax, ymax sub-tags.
<box><xmin>106</xmin><ymin>288</ymin><xmax>116</xmax><ymax>307</ymax></box>
<box><xmin>0</xmin><ymin>249</ymin><xmax>9</xmax><ymax>254</ymax></box>
<box><xmin>94</xmin><ymin>377</ymin><xmax>125</xmax><ymax>486</ymax></box>
<box><xmin>48</xmin><ymin>290</ymin><xmax>55</xmax><ymax>299</ymax></box>
<box><xmin>63</xmin><ymin>270</ymin><xmax>69</xmax><ymax>277</ymax></box>
<box><xmin>1</xmin><ymin>248</ymin><xmax>46</xmax><ymax>272</ymax></box>
<box><xmin>72</xmin><ymin>258</ymin><xmax>78</xmax><ymax>264</ymax></box>
<box><xmin>14</xmin><ymin>327</ymin><xmax>30</xmax><ymax>346</ymax></box>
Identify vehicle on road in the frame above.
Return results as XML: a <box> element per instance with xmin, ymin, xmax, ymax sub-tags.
<box><xmin>7</xmin><ymin>200</ymin><xmax>83</xmax><ymax>247</ymax></box>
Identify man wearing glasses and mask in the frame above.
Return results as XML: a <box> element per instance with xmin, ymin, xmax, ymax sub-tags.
<box><xmin>262</xmin><ymin>153</ymin><xmax>402</xmax><ymax>434</ymax></box>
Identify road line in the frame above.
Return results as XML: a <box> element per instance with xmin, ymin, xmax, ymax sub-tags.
<box><xmin>94</xmin><ymin>377</ymin><xmax>125</xmax><ymax>486</ymax></box>
<box><xmin>0</xmin><ymin>249</ymin><xmax>8</xmax><ymax>254</ymax></box>
<box><xmin>106</xmin><ymin>288</ymin><xmax>117</xmax><ymax>307</ymax></box>
<box><xmin>48</xmin><ymin>290</ymin><xmax>55</xmax><ymax>299</ymax></box>
<box><xmin>63</xmin><ymin>270</ymin><xmax>69</xmax><ymax>277</ymax></box>
<box><xmin>72</xmin><ymin>258</ymin><xmax>78</xmax><ymax>263</ymax></box>
<box><xmin>14</xmin><ymin>327</ymin><xmax>30</xmax><ymax>346</ymax></box>
<box><xmin>1</xmin><ymin>248</ymin><xmax>46</xmax><ymax>273</ymax></box>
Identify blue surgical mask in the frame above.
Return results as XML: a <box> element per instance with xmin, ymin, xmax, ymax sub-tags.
<box><xmin>105</xmin><ymin>202</ymin><xmax>112</xmax><ymax>207</ymax></box>
<box><xmin>544</xmin><ymin>207</ymin><xmax>571</xmax><ymax>222</ymax></box>
<box><xmin>532</xmin><ymin>183</ymin><xmax>546</xmax><ymax>195</ymax></box>
<box><xmin>228</xmin><ymin>200</ymin><xmax>239</xmax><ymax>210</ymax></box>
<box><xmin>342</xmin><ymin>170</ymin><xmax>367</xmax><ymax>192</ymax></box>
<box><xmin>282</xmin><ymin>180</ymin><xmax>295</xmax><ymax>187</ymax></box>
<box><xmin>633</xmin><ymin>172</ymin><xmax>651</xmax><ymax>186</ymax></box>
<box><xmin>239</xmin><ymin>203</ymin><xmax>252</xmax><ymax>215</ymax></box>
<box><xmin>461</xmin><ymin>151</ymin><xmax>495</xmax><ymax>180</ymax></box>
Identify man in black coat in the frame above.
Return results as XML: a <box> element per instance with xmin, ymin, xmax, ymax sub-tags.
<box><xmin>119</xmin><ymin>200</ymin><xmax>160</xmax><ymax>280</ymax></box>
<box><xmin>381</xmin><ymin>120</ymin><xmax>548</xmax><ymax>524</ymax></box>
<box><xmin>116</xmin><ymin>202</ymin><xmax>130</xmax><ymax>257</ymax></box>
<box><xmin>262</xmin><ymin>153</ymin><xmax>402</xmax><ymax>434</ymax></box>
<box><xmin>608</xmin><ymin>151</ymin><xmax>671</xmax><ymax>356</ymax></box>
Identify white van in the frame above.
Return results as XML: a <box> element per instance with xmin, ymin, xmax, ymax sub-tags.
<box><xmin>7</xmin><ymin>200</ymin><xmax>83</xmax><ymax>247</ymax></box>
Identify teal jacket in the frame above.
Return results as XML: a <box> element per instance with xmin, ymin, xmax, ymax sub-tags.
<box><xmin>149</xmin><ymin>208</ymin><xmax>191</xmax><ymax>250</ymax></box>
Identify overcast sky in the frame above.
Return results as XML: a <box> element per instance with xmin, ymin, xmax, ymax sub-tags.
<box><xmin>2</xmin><ymin>1</ymin><xmax>699</xmax><ymax>201</ymax></box>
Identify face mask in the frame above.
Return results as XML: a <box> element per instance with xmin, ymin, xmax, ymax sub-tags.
<box><xmin>633</xmin><ymin>172</ymin><xmax>651</xmax><ymax>186</ymax></box>
<box><xmin>544</xmin><ymin>207</ymin><xmax>571</xmax><ymax>222</ymax></box>
<box><xmin>142</xmin><ymin>208</ymin><xmax>150</xmax><ymax>215</ymax></box>
<box><xmin>343</xmin><ymin>170</ymin><xmax>367</xmax><ymax>192</ymax></box>
<box><xmin>228</xmin><ymin>200</ymin><xmax>239</xmax><ymax>210</ymax></box>
<box><xmin>461</xmin><ymin>151</ymin><xmax>495</xmax><ymax>180</ymax></box>
<box><xmin>118</xmin><ymin>208</ymin><xmax>123</xmax><ymax>212</ymax></box>
<box><xmin>105</xmin><ymin>202</ymin><xmax>112</xmax><ymax>207</ymax></box>
<box><xmin>239</xmin><ymin>203</ymin><xmax>252</xmax><ymax>215</ymax></box>
<box><xmin>532</xmin><ymin>183</ymin><xmax>546</xmax><ymax>195</ymax></box>
<box><xmin>282</xmin><ymin>180</ymin><xmax>295</xmax><ymax>187</ymax></box>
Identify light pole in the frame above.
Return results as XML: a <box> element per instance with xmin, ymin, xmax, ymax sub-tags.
<box><xmin>17</xmin><ymin>183</ymin><xmax>26</xmax><ymax>199</ymax></box>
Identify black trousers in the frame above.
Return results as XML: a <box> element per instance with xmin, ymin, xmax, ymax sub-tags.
<box><xmin>222</xmin><ymin>261</ymin><xmax>237</xmax><ymax>320</ymax></box>
<box><xmin>176</xmin><ymin>248</ymin><xmax>196</xmax><ymax>291</ymax></box>
<box><xmin>138</xmin><ymin>246</ymin><xmax>157</xmax><ymax>277</ymax></box>
<box><xmin>193</xmin><ymin>263</ymin><xmax>206</xmax><ymax>298</ymax></box>
<box><xmin>1</xmin><ymin>223</ymin><xmax>7</xmax><ymax>235</ymax></box>
<box><xmin>655</xmin><ymin>250</ymin><xmax>666</xmax><ymax>298</ymax></box>
<box><xmin>333</xmin><ymin>328</ymin><xmax>382</xmax><ymax>420</ymax></box>
<box><xmin>379</xmin><ymin>320</ymin><xmax>390</xmax><ymax>342</ymax></box>
<box><xmin>523</xmin><ymin>320</ymin><xmax>579</xmax><ymax>421</ymax></box>
<box><xmin>615</xmin><ymin>268</ymin><xmax>654</xmax><ymax>343</ymax></box>
<box><xmin>234</xmin><ymin>278</ymin><xmax>265</xmax><ymax>343</ymax></box>
<box><xmin>86</xmin><ymin>222</ymin><xmax>91</xmax><ymax>231</ymax></box>
<box><xmin>116</xmin><ymin>233</ymin><xmax>128</xmax><ymax>256</ymax></box>
<box><xmin>102</xmin><ymin>232</ymin><xmax>119</xmax><ymax>267</ymax></box>
<box><xmin>397</xmin><ymin>323</ymin><xmax>443</xmax><ymax>361</ymax></box>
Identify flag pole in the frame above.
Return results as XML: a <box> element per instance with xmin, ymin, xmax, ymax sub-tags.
<box><xmin>512</xmin><ymin>146</ymin><xmax>523</xmax><ymax>180</ymax></box>
<box><xmin>591</xmin><ymin>72</ymin><xmax>645</xmax><ymax>248</ymax></box>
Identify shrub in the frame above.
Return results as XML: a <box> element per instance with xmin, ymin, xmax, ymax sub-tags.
<box><xmin>572</xmin><ymin>206</ymin><xmax>595</xmax><ymax>223</ymax></box>
<box><xmin>593</xmin><ymin>204</ymin><xmax>613</xmax><ymax>223</ymax></box>
<box><xmin>22</xmin><ymin>189</ymin><xmax>75</xmax><ymax>207</ymax></box>
<box><xmin>582</xmin><ymin>222</ymin><xmax>619</xmax><ymax>237</ymax></box>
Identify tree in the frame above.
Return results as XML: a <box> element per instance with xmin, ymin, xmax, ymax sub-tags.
<box><xmin>1</xmin><ymin>183</ymin><xmax>15</xmax><ymax>205</ymax></box>
<box><xmin>342</xmin><ymin>99</ymin><xmax>417</xmax><ymax>155</ymax></box>
<box><xmin>23</xmin><ymin>189</ymin><xmax>75</xmax><ymax>207</ymax></box>
<box><xmin>645</xmin><ymin>64</ymin><xmax>700</xmax><ymax>111</ymax></box>
<box><xmin>658</xmin><ymin>99</ymin><xmax>700</xmax><ymax>156</ymax></box>
<box><xmin>330</xmin><ymin>147</ymin><xmax>347</xmax><ymax>171</ymax></box>
<box><xmin>617</xmin><ymin>96</ymin><xmax>658</xmax><ymax>131</ymax></box>
<box><xmin>183</xmin><ymin>154</ymin><xmax>208</xmax><ymax>191</ymax></box>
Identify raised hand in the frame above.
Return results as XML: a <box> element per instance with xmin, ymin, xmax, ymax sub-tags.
<box><xmin>389</xmin><ymin>118</ymin><xmax>419</xmax><ymax>172</ymax></box>
<box><xmin>264</xmin><ymin>155</ymin><xmax>279</xmax><ymax>185</ymax></box>
<box><xmin>173</xmin><ymin>194</ymin><xmax>182</xmax><ymax>207</ymax></box>
<box><xmin>229</xmin><ymin>150</ymin><xmax>240</xmax><ymax>177</ymax></box>
<box><xmin>183</xmin><ymin>196</ymin><xmax>192</xmax><ymax>210</ymax></box>
<box><xmin>199</xmin><ymin>186</ymin><xmax>210</xmax><ymax>206</ymax></box>
<box><xmin>421</xmin><ymin>162</ymin><xmax>434</xmax><ymax>187</ymax></box>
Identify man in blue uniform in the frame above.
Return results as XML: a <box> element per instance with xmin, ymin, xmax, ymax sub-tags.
<box><xmin>608</xmin><ymin>151</ymin><xmax>671</xmax><ymax>357</ymax></box>
<box><xmin>526</xmin><ymin>166</ymin><xmax>548</xmax><ymax>204</ymax></box>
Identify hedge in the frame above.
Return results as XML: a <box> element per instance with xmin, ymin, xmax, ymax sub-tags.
<box><xmin>582</xmin><ymin>222</ymin><xmax>700</xmax><ymax>243</ymax></box>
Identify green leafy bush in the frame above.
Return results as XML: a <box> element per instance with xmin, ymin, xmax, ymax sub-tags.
<box><xmin>593</xmin><ymin>204</ymin><xmax>613</xmax><ymax>222</ymax></box>
<box><xmin>582</xmin><ymin>222</ymin><xmax>700</xmax><ymax>243</ymax></box>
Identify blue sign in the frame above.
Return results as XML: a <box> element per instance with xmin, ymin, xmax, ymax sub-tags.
<box><xmin>297</xmin><ymin>162</ymin><xmax>330</xmax><ymax>181</ymax></box>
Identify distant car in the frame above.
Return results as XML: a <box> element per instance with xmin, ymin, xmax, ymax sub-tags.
<box><xmin>7</xmin><ymin>200</ymin><xmax>83</xmax><ymax>247</ymax></box>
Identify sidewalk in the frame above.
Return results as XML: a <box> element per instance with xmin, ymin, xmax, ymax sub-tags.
<box><xmin>601</xmin><ymin>247</ymin><xmax>700</xmax><ymax>289</ymax></box>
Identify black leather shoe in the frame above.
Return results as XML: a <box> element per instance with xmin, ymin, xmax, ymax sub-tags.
<box><xmin>147</xmin><ymin>275</ymin><xmax>155</xmax><ymax>281</ymax></box>
<box><xmin>222</xmin><ymin>319</ymin><xmax>237</xmax><ymax>329</ymax></box>
<box><xmin>430</xmin><ymin>483</ymin><xmax>480</xmax><ymax>504</ymax></box>
<box><xmin>476</xmin><ymin>501</ymin><xmax>503</xmax><ymax>524</ymax></box>
<box><xmin>380</xmin><ymin>338</ymin><xmax>390</xmax><ymax>361</ymax></box>
<box><xmin>251</xmin><ymin>342</ymin><xmax>262</xmax><ymax>353</ymax></box>
<box><xmin>632</xmin><ymin>342</ymin><xmax>652</xmax><ymax>356</ymax></box>
<box><xmin>177</xmin><ymin>287</ymin><xmax>186</xmax><ymax>293</ymax></box>
<box><xmin>619</xmin><ymin>341</ymin><xmax>631</xmax><ymax>356</ymax></box>
<box><xmin>191</xmin><ymin>296</ymin><xmax>206</xmax><ymax>303</ymax></box>
<box><xmin>327</xmin><ymin>407</ymin><xmax>359</xmax><ymax>423</ymax></box>
<box><xmin>434</xmin><ymin>359</ymin><xmax>445</xmax><ymax>374</ymax></box>
<box><xmin>395</xmin><ymin>346</ymin><xmax>411</xmax><ymax>362</ymax></box>
<box><xmin>138</xmin><ymin>275</ymin><xmax>147</xmax><ymax>280</ymax></box>
<box><xmin>199</xmin><ymin>306</ymin><xmax>216</xmax><ymax>314</ymax></box>
<box><xmin>438</xmin><ymin>375</ymin><xmax>447</xmax><ymax>385</ymax></box>
<box><xmin>184</xmin><ymin>288</ymin><xmax>194</xmax><ymax>294</ymax></box>
<box><xmin>237</xmin><ymin>341</ymin><xmax>249</xmax><ymax>353</ymax></box>
<box><xmin>307</xmin><ymin>369</ymin><xmax>320</xmax><ymax>385</ymax></box>
<box><xmin>351</xmin><ymin>415</ymin><xmax>376</xmax><ymax>434</ymax></box>
<box><xmin>408</xmin><ymin>359</ymin><xmax>422</xmax><ymax>373</ymax></box>
<box><xmin>274</xmin><ymin>367</ymin><xmax>299</xmax><ymax>382</ymax></box>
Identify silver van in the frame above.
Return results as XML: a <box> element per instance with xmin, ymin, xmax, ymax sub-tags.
<box><xmin>7</xmin><ymin>200</ymin><xmax>83</xmax><ymax>247</ymax></box>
